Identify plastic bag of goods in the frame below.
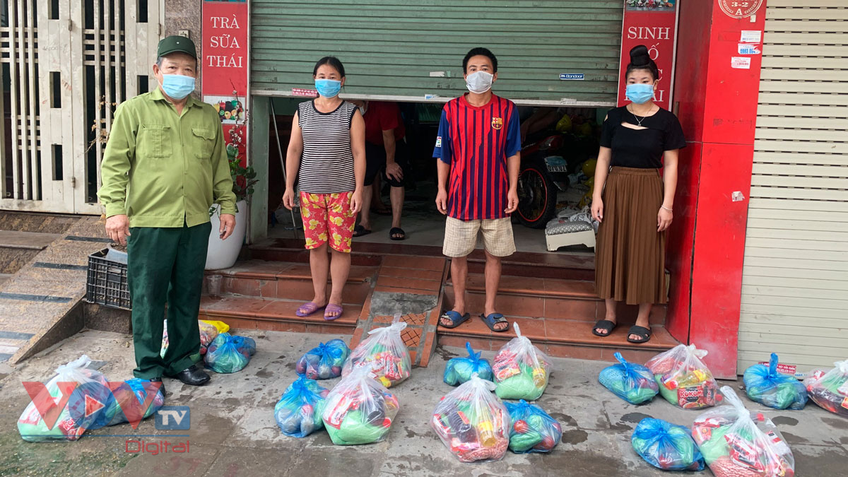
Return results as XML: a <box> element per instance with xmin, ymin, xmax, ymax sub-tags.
<box><xmin>296</xmin><ymin>339</ymin><xmax>350</xmax><ymax>380</ymax></box>
<box><xmin>160</xmin><ymin>319</ymin><xmax>222</xmax><ymax>359</ymax></box>
<box><xmin>743</xmin><ymin>353</ymin><xmax>807</xmax><ymax>410</ymax></box>
<box><xmin>646</xmin><ymin>344</ymin><xmax>721</xmax><ymax>409</ymax></box>
<box><xmin>803</xmin><ymin>358</ymin><xmax>848</xmax><ymax>417</ymax></box>
<box><xmin>322</xmin><ymin>365</ymin><xmax>399</xmax><ymax>445</ymax></box>
<box><xmin>493</xmin><ymin>323</ymin><xmax>553</xmax><ymax>400</ymax></box>
<box><xmin>343</xmin><ymin>315</ymin><xmax>411</xmax><ymax>387</ymax></box>
<box><xmin>504</xmin><ymin>400</ymin><xmax>562</xmax><ymax>454</ymax></box>
<box><xmin>692</xmin><ymin>387</ymin><xmax>795</xmax><ymax>477</ymax></box>
<box><xmin>275</xmin><ymin>375</ymin><xmax>330</xmax><ymax>438</ymax></box>
<box><xmin>444</xmin><ymin>342</ymin><xmax>494</xmax><ymax>386</ymax></box>
<box><xmin>598</xmin><ymin>352</ymin><xmax>660</xmax><ymax>405</ymax></box>
<box><xmin>631</xmin><ymin>418</ymin><xmax>704</xmax><ymax>471</ymax></box>
<box><xmin>205</xmin><ymin>333</ymin><xmax>257</xmax><ymax>374</ymax></box>
<box><xmin>431</xmin><ymin>374</ymin><xmax>510</xmax><ymax>462</ymax></box>
<box><xmin>17</xmin><ymin>355</ymin><xmax>115</xmax><ymax>442</ymax></box>
<box><xmin>107</xmin><ymin>378</ymin><xmax>165</xmax><ymax>426</ymax></box>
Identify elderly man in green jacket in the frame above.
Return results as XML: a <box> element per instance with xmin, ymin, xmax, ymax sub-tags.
<box><xmin>98</xmin><ymin>36</ymin><xmax>236</xmax><ymax>390</ymax></box>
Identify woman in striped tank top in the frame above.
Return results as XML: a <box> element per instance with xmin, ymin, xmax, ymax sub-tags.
<box><xmin>282</xmin><ymin>57</ymin><xmax>366</xmax><ymax>320</ymax></box>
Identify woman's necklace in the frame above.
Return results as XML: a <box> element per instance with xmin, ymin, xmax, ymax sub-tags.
<box><xmin>629</xmin><ymin>104</ymin><xmax>656</xmax><ymax>127</ymax></box>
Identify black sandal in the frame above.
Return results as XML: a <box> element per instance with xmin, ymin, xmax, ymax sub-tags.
<box><xmin>390</xmin><ymin>227</ymin><xmax>406</xmax><ymax>241</ymax></box>
<box><xmin>592</xmin><ymin>319</ymin><xmax>617</xmax><ymax>337</ymax></box>
<box><xmin>353</xmin><ymin>225</ymin><xmax>371</xmax><ymax>237</ymax></box>
<box><xmin>626</xmin><ymin>325</ymin><xmax>652</xmax><ymax>344</ymax></box>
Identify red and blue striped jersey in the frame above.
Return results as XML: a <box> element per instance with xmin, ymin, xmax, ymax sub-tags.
<box><xmin>433</xmin><ymin>94</ymin><xmax>521</xmax><ymax>221</ymax></box>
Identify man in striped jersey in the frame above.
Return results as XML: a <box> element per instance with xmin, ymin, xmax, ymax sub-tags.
<box><xmin>433</xmin><ymin>47</ymin><xmax>521</xmax><ymax>333</ymax></box>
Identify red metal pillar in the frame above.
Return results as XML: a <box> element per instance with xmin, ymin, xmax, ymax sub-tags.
<box><xmin>665</xmin><ymin>0</ymin><xmax>766</xmax><ymax>378</ymax></box>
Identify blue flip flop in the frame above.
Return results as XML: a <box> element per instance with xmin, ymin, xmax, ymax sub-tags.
<box><xmin>481</xmin><ymin>313</ymin><xmax>510</xmax><ymax>333</ymax></box>
<box><xmin>439</xmin><ymin>311</ymin><xmax>471</xmax><ymax>329</ymax></box>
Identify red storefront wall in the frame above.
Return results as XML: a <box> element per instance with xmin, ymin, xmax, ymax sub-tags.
<box><xmin>666</xmin><ymin>0</ymin><xmax>766</xmax><ymax>378</ymax></box>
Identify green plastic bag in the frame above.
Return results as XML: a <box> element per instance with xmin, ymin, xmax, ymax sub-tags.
<box><xmin>493</xmin><ymin>323</ymin><xmax>553</xmax><ymax>400</ymax></box>
<box><xmin>322</xmin><ymin>365</ymin><xmax>399</xmax><ymax>445</ymax></box>
<box><xmin>692</xmin><ymin>387</ymin><xmax>795</xmax><ymax>476</ymax></box>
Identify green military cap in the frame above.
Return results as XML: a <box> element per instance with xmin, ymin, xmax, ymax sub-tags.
<box><xmin>158</xmin><ymin>35</ymin><xmax>197</xmax><ymax>59</ymax></box>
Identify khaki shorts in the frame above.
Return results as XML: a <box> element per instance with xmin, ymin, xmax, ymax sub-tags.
<box><xmin>443</xmin><ymin>217</ymin><xmax>516</xmax><ymax>258</ymax></box>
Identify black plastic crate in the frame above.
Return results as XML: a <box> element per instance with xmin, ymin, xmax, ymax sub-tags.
<box><xmin>86</xmin><ymin>248</ymin><xmax>131</xmax><ymax>310</ymax></box>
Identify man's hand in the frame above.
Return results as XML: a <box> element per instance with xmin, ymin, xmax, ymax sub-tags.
<box><xmin>385</xmin><ymin>162</ymin><xmax>403</xmax><ymax>183</ymax></box>
<box><xmin>435</xmin><ymin>189</ymin><xmax>448</xmax><ymax>215</ymax></box>
<box><xmin>505</xmin><ymin>189</ymin><xmax>519</xmax><ymax>214</ymax></box>
<box><xmin>219</xmin><ymin>214</ymin><xmax>236</xmax><ymax>240</ymax></box>
<box><xmin>105</xmin><ymin>215</ymin><xmax>131</xmax><ymax>246</ymax></box>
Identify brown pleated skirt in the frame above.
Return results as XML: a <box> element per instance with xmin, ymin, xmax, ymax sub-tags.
<box><xmin>595</xmin><ymin>167</ymin><xmax>666</xmax><ymax>305</ymax></box>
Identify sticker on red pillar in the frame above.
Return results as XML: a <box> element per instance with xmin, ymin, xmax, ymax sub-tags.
<box><xmin>201</xmin><ymin>0</ymin><xmax>248</xmax><ymax>97</ymax></box>
<box><xmin>618</xmin><ymin>1</ymin><xmax>679</xmax><ymax>106</ymax></box>
<box><xmin>731</xmin><ymin>57</ymin><xmax>751</xmax><ymax>70</ymax></box>
<box><xmin>718</xmin><ymin>0</ymin><xmax>764</xmax><ymax>19</ymax></box>
<box><xmin>737</xmin><ymin>44</ymin><xmax>761</xmax><ymax>55</ymax></box>
<box><xmin>740</xmin><ymin>30</ymin><xmax>762</xmax><ymax>44</ymax></box>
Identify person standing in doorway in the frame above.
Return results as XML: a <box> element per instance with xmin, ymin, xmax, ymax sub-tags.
<box><xmin>591</xmin><ymin>45</ymin><xmax>686</xmax><ymax>344</ymax></box>
<box><xmin>282</xmin><ymin>57</ymin><xmax>365</xmax><ymax>320</ymax></box>
<box><xmin>349</xmin><ymin>100</ymin><xmax>409</xmax><ymax>240</ymax></box>
<box><xmin>434</xmin><ymin>47</ymin><xmax>521</xmax><ymax>333</ymax></box>
<box><xmin>99</xmin><ymin>36</ymin><xmax>236</xmax><ymax>390</ymax></box>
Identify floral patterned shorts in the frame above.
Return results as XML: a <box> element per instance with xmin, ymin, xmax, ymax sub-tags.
<box><xmin>300</xmin><ymin>191</ymin><xmax>356</xmax><ymax>253</ymax></box>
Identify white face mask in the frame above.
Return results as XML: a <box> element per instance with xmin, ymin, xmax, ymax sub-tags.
<box><xmin>359</xmin><ymin>105</ymin><xmax>367</xmax><ymax>116</ymax></box>
<box><xmin>466</xmin><ymin>71</ymin><xmax>493</xmax><ymax>94</ymax></box>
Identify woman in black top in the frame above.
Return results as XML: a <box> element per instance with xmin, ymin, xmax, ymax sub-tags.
<box><xmin>591</xmin><ymin>45</ymin><xmax>686</xmax><ymax>344</ymax></box>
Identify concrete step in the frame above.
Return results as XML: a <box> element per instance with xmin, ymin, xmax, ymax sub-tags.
<box><xmin>436</xmin><ymin>314</ymin><xmax>678</xmax><ymax>365</ymax></box>
<box><xmin>0</xmin><ymin>211</ymin><xmax>78</xmax><ymax>234</ymax></box>
<box><xmin>206</xmin><ymin>260</ymin><xmax>378</xmax><ymax>304</ymax></box>
<box><xmin>445</xmin><ymin>274</ymin><xmax>666</xmax><ymax>325</ymax></box>
<box><xmin>199</xmin><ymin>295</ymin><xmax>362</xmax><ymax>334</ymax></box>
<box><xmin>465</xmin><ymin>249</ymin><xmax>595</xmax><ymax>281</ymax></box>
<box><xmin>0</xmin><ymin>230</ymin><xmax>64</xmax><ymax>275</ymax></box>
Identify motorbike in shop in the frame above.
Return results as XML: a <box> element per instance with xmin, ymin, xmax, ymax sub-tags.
<box><xmin>516</xmin><ymin>121</ymin><xmax>600</xmax><ymax>229</ymax></box>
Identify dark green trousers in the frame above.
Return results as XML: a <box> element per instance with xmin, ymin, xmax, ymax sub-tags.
<box><xmin>127</xmin><ymin>222</ymin><xmax>211</xmax><ymax>379</ymax></box>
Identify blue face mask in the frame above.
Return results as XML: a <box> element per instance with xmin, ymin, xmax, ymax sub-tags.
<box><xmin>626</xmin><ymin>83</ymin><xmax>655</xmax><ymax>104</ymax></box>
<box><xmin>315</xmin><ymin>79</ymin><xmax>342</xmax><ymax>98</ymax></box>
<box><xmin>160</xmin><ymin>74</ymin><xmax>195</xmax><ymax>100</ymax></box>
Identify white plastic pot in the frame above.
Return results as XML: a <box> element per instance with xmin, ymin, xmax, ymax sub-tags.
<box><xmin>205</xmin><ymin>200</ymin><xmax>247</xmax><ymax>270</ymax></box>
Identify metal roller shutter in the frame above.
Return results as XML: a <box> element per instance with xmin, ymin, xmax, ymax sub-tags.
<box><xmin>250</xmin><ymin>0</ymin><xmax>623</xmax><ymax>106</ymax></box>
<box><xmin>738</xmin><ymin>0</ymin><xmax>848</xmax><ymax>373</ymax></box>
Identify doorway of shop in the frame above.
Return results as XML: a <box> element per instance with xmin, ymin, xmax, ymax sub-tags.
<box><xmin>266</xmin><ymin>99</ymin><xmax>606</xmax><ymax>255</ymax></box>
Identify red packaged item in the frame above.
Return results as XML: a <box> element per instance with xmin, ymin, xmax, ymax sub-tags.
<box><xmin>646</xmin><ymin>344</ymin><xmax>722</xmax><ymax>409</ymax></box>
<box><xmin>803</xmin><ymin>359</ymin><xmax>848</xmax><ymax>417</ymax></box>
<box><xmin>431</xmin><ymin>374</ymin><xmax>510</xmax><ymax>463</ymax></box>
<box><xmin>692</xmin><ymin>387</ymin><xmax>795</xmax><ymax>477</ymax></box>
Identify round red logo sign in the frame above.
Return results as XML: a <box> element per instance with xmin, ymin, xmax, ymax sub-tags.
<box><xmin>718</xmin><ymin>0</ymin><xmax>764</xmax><ymax>19</ymax></box>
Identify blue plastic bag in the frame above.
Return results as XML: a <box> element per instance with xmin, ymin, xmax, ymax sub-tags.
<box><xmin>631</xmin><ymin>418</ymin><xmax>705</xmax><ymax>471</ymax></box>
<box><xmin>444</xmin><ymin>342</ymin><xmax>494</xmax><ymax>386</ymax></box>
<box><xmin>205</xmin><ymin>333</ymin><xmax>257</xmax><ymax>374</ymax></box>
<box><xmin>598</xmin><ymin>352</ymin><xmax>659</xmax><ymax>404</ymax></box>
<box><xmin>743</xmin><ymin>353</ymin><xmax>807</xmax><ymax>410</ymax></box>
<box><xmin>275</xmin><ymin>375</ymin><xmax>330</xmax><ymax>437</ymax></box>
<box><xmin>108</xmin><ymin>378</ymin><xmax>165</xmax><ymax>426</ymax></box>
<box><xmin>503</xmin><ymin>400</ymin><xmax>562</xmax><ymax>454</ymax></box>
<box><xmin>296</xmin><ymin>339</ymin><xmax>350</xmax><ymax>380</ymax></box>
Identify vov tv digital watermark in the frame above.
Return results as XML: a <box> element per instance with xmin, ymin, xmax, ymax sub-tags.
<box><xmin>21</xmin><ymin>380</ymin><xmax>191</xmax><ymax>454</ymax></box>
